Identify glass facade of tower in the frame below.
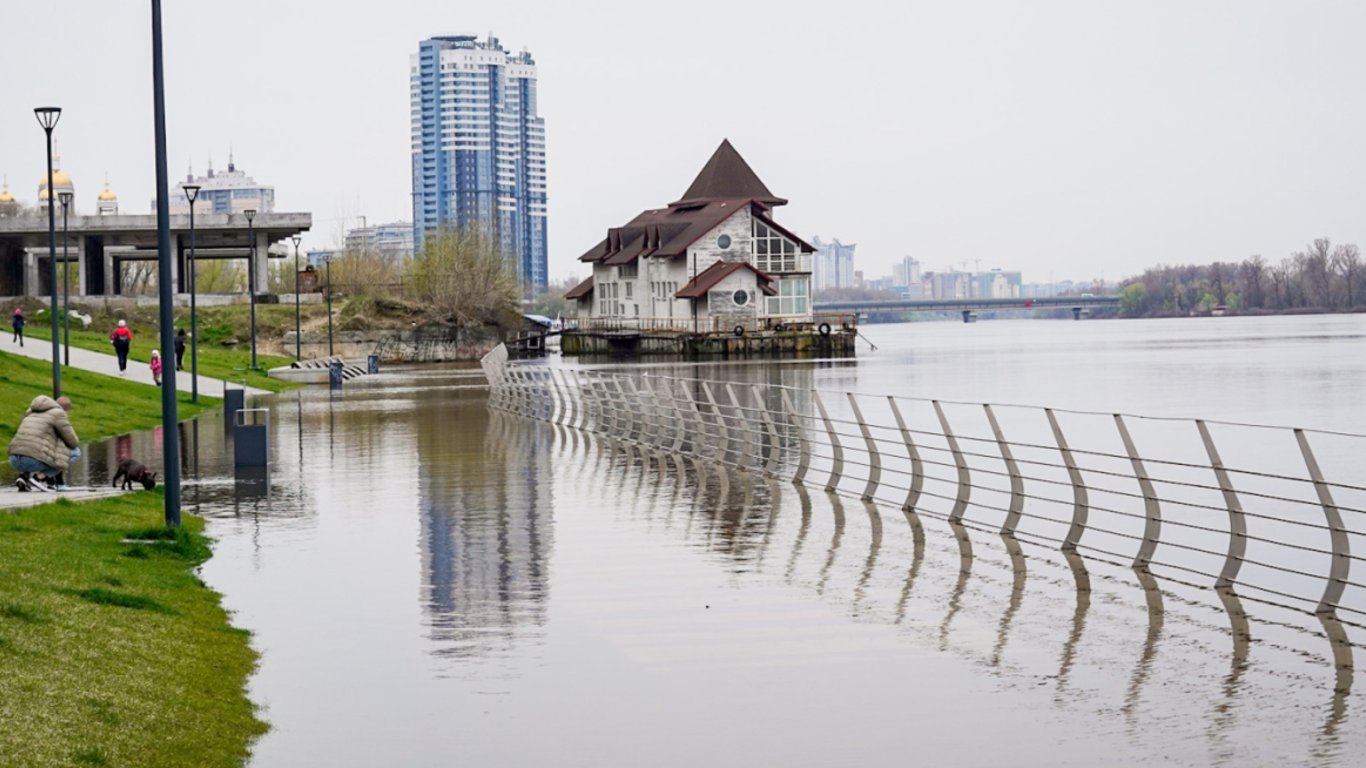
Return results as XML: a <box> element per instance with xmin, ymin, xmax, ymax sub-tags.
<box><xmin>410</xmin><ymin>35</ymin><xmax>548</xmax><ymax>295</ymax></box>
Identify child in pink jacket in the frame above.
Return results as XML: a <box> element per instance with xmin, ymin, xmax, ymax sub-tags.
<box><xmin>150</xmin><ymin>349</ymin><xmax>163</xmax><ymax>387</ymax></box>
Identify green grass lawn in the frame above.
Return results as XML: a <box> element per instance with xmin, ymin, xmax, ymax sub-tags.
<box><xmin>22</xmin><ymin>307</ymin><xmax>303</xmax><ymax>393</ymax></box>
<box><xmin>0</xmin><ymin>492</ymin><xmax>265</xmax><ymax>766</ymax></box>
<box><xmin>0</xmin><ymin>350</ymin><xmax>217</xmax><ymax>445</ymax></box>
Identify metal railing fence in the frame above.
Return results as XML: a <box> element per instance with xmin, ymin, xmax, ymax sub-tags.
<box><xmin>480</xmin><ymin>344</ymin><xmax>1364</xmax><ymax>619</ymax></box>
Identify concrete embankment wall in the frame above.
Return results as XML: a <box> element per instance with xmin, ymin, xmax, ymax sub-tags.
<box><xmin>560</xmin><ymin>330</ymin><xmax>855</xmax><ymax>357</ymax></box>
<box><xmin>285</xmin><ymin>326</ymin><xmax>502</xmax><ymax>362</ymax></box>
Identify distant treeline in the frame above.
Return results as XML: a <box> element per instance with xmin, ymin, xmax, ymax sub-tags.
<box><xmin>1118</xmin><ymin>238</ymin><xmax>1363</xmax><ymax>317</ymax></box>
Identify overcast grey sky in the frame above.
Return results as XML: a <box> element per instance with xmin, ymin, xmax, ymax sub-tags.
<box><xmin>3</xmin><ymin>1</ymin><xmax>1363</xmax><ymax>285</ymax></box>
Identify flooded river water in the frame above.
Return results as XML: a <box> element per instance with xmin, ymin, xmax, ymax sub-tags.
<box><xmin>116</xmin><ymin>314</ymin><xmax>1364</xmax><ymax>766</ymax></box>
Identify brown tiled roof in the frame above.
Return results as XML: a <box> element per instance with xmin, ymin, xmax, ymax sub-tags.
<box><xmin>675</xmin><ymin>261</ymin><xmax>778</xmax><ymax>299</ymax></box>
<box><xmin>578</xmin><ymin>199</ymin><xmax>752</xmax><ymax>263</ymax></box>
<box><xmin>672</xmin><ymin>139</ymin><xmax>787</xmax><ymax>208</ymax></box>
<box><xmin>576</xmin><ymin>140</ymin><xmax>811</xmax><ymax>266</ymax></box>
<box><xmin>564</xmin><ymin>275</ymin><xmax>594</xmax><ymax>300</ymax></box>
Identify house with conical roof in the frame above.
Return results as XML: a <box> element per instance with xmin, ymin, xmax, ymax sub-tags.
<box><xmin>568</xmin><ymin>140</ymin><xmax>814</xmax><ymax>328</ymax></box>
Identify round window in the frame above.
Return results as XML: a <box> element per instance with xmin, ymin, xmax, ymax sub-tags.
<box><xmin>732</xmin><ymin>289</ymin><xmax>749</xmax><ymax>306</ymax></box>
<box><xmin>717</xmin><ymin>234</ymin><xmax>732</xmax><ymax>250</ymax></box>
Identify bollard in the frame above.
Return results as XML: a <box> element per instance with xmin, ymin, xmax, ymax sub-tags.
<box><xmin>233</xmin><ymin>409</ymin><xmax>270</xmax><ymax>468</ymax></box>
<box><xmin>329</xmin><ymin>361</ymin><xmax>344</xmax><ymax>390</ymax></box>
<box><xmin>224</xmin><ymin>388</ymin><xmax>245</xmax><ymax>432</ymax></box>
<box><xmin>367</xmin><ymin>354</ymin><xmax>379</xmax><ymax>374</ymax></box>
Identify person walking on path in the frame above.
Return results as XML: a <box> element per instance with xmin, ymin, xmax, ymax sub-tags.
<box><xmin>10</xmin><ymin>308</ymin><xmax>24</xmax><ymax>347</ymax></box>
<box><xmin>110</xmin><ymin>319</ymin><xmax>132</xmax><ymax>376</ymax></box>
<box><xmin>8</xmin><ymin>395</ymin><xmax>81</xmax><ymax>492</ymax></box>
<box><xmin>174</xmin><ymin>328</ymin><xmax>187</xmax><ymax>371</ymax></box>
<box><xmin>150</xmin><ymin>349</ymin><xmax>163</xmax><ymax>387</ymax></box>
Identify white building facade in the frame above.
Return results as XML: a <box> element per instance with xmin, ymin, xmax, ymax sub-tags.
<box><xmin>567</xmin><ymin>141</ymin><xmax>814</xmax><ymax>329</ymax></box>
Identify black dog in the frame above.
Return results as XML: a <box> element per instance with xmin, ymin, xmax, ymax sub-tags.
<box><xmin>112</xmin><ymin>458</ymin><xmax>158</xmax><ymax>491</ymax></box>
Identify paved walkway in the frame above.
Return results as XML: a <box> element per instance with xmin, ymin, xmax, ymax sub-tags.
<box><xmin>0</xmin><ymin>485</ymin><xmax>129</xmax><ymax>512</ymax></box>
<box><xmin>3</xmin><ymin>337</ymin><xmax>270</xmax><ymax>397</ymax></box>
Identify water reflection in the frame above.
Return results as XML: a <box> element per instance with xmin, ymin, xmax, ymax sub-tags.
<box><xmin>150</xmin><ymin>354</ymin><xmax>1366</xmax><ymax>768</ymax></box>
<box><xmin>556</xmin><ymin>413</ymin><xmax>1363</xmax><ymax>765</ymax></box>
<box><xmin>417</xmin><ymin>408</ymin><xmax>554</xmax><ymax>658</ymax></box>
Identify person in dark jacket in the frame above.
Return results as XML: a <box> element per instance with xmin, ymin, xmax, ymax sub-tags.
<box><xmin>10</xmin><ymin>308</ymin><xmax>23</xmax><ymax>346</ymax></box>
<box><xmin>110</xmin><ymin>319</ymin><xmax>132</xmax><ymax>375</ymax></box>
<box><xmin>174</xmin><ymin>328</ymin><xmax>187</xmax><ymax>370</ymax></box>
<box><xmin>8</xmin><ymin>395</ymin><xmax>80</xmax><ymax>492</ymax></box>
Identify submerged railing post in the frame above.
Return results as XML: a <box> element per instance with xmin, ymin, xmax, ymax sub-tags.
<box><xmin>680</xmin><ymin>380</ymin><xmax>707</xmax><ymax>456</ymax></box>
<box><xmin>889</xmin><ymin>397</ymin><xmax>925</xmax><ymax>513</ymax></box>
<box><xmin>848</xmin><ymin>393</ymin><xmax>880</xmax><ymax>501</ymax></box>
<box><xmin>813</xmin><ymin>391</ymin><xmax>843</xmax><ymax>492</ymax></box>
<box><xmin>1295</xmin><ymin>429</ymin><xmax>1350</xmax><ymax>614</ymax></box>
<box><xmin>933</xmin><ymin>401</ymin><xmax>970</xmax><ymax>524</ymax></box>
<box><xmin>753</xmin><ymin>385</ymin><xmax>781</xmax><ymax>475</ymax></box>
<box><xmin>724</xmin><ymin>383</ymin><xmax>754</xmax><ymax>471</ymax></box>
<box><xmin>1047</xmin><ymin>408</ymin><xmax>1089</xmax><ymax>550</ymax></box>
<box><xmin>782</xmin><ymin>389</ymin><xmax>811</xmax><ymax>484</ymax></box>
<box><xmin>983</xmin><ymin>404</ymin><xmax>1023</xmax><ymax>534</ymax></box>
<box><xmin>701</xmin><ymin>382</ymin><xmax>730</xmax><ymax>465</ymax></box>
<box><xmin>1115</xmin><ymin>414</ymin><xmax>1161</xmax><ymax>568</ymax></box>
<box><xmin>1196</xmin><ymin>420</ymin><xmax>1247</xmax><ymax>588</ymax></box>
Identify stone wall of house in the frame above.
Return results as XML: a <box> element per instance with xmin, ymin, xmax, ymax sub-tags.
<box><xmin>686</xmin><ymin>207</ymin><xmax>753</xmax><ymax>276</ymax></box>
<box><xmin>700</xmin><ymin>269</ymin><xmax>762</xmax><ymax>321</ymax></box>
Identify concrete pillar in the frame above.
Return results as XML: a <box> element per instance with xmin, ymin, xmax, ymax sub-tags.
<box><xmin>75</xmin><ymin>239</ymin><xmax>87</xmax><ymax>297</ymax></box>
<box><xmin>104</xmin><ymin>249</ymin><xmax>116</xmax><ymax>296</ymax></box>
<box><xmin>171</xmin><ymin>233</ymin><xmax>183</xmax><ymax>295</ymax></box>
<box><xmin>254</xmin><ymin>231</ymin><xmax>270</xmax><ymax>295</ymax></box>
<box><xmin>23</xmin><ymin>250</ymin><xmax>38</xmax><ymax>297</ymax></box>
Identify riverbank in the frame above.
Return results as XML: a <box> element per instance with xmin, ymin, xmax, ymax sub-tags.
<box><xmin>1</xmin><ymin>349</ymin><xmax>261</xmax><ymax>763</ymax></box>
<box><xmin>0</xmin><ymin>492</ymin><xmax>265</xmax><ymax>766</ymax></box>
<box><xmin>0</xmin><ymin>349</ymin><xmax>217</xmax><ymax>445</ymax></box>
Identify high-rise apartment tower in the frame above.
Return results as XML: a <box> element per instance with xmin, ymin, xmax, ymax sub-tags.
<box><xmin>410</xmin><ymin>35</ymin><xmax>548</xmax><ymax>294</ymax></box>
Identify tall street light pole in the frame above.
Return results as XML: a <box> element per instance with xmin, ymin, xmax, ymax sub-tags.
<box><xmin>184</xmin><ymin>184</ymin><xmax>200</xmax><ymax>403</ymax></box>
<box><xmin>292</xmin><ymin>234</ymin><xmax>301</xmax><ymax>360</ymax></box>
<box><xmin>150</xmin><ymin>0</ymin><xmax>182</xmax><ymax>528</ymax></box>
<box><xmin>244</xmin><ymin>208</ymin><xmax>258</xmax><ymax>370</ymax></box>
<box><xmin>325</xmin><ymin>253</ymin><xmax>334</xmax><ymax>357</ymax></box>
<box><xmin>34</xmin><ymin>106</ymin><xmax>61</xmax><ymax>398</ymax></box>
<box><xmin>58</xmin><ymin>191</ymin><xmax>72</xmax><ymax>367</ymax></box>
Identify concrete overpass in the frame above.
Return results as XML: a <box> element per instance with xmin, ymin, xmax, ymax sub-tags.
<box><xmin>814</xmin><ymin>294</ymin><xmax>1121</xmax><ymax>321</ymax></box>
<box><xmin>0</xmin><ymin>212</ymin><xmax>311</xmax><ymax>298</ymax></box>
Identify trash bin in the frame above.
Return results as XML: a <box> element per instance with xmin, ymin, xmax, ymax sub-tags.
<box><xmin>233</xmin><ymin>408</ymin><xmax>269</xmax><ymax>468</ymax></box>
<box><xmin>329</xmin><ymin>361</ymin><xmax>344</xmax><ymax>390</ymax></box>
<box><xmin>367</xmin><ymin>354</ymin><xmax>379</xmax><ymax>375</ymax></box>
<box><xmin>224</xmin><ymin>388</ymin><xmax>245</xmax><ymax>432</ymax></box>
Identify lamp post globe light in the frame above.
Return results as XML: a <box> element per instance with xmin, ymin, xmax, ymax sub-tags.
<box><xmin>58</xmin><ymin>191</ymin><xmax>73</xmax><ymax>367</ymax></box>
<box><xmin>34</xmin><ymin>106</ymin><xmax>61</xmax><ymax>398</ymax></box>
<box><xmin>244</xmin><ymin>208</ymin><xmax>258</xmax><ymax>370</ymax></box>
<box><xmin>292</xmin><ymin>234</ymin><xmax>302</xmax><ymax>360</ymax></box>
<box><xmin>184</xmin><ymin>184</ymin><xmax>201</xmax><ymax>403</ymax></box>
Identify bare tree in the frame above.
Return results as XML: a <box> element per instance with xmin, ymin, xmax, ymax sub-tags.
<box><xmin>1332</xmin><ymin>243</ymin><xmax>1361</xmax><ymax>308</ymax></box>
<box><xmin>1239</xmin><ymin>256</ymin><xmax>1265</xmax><ymax>308</ymax></box>
<box><xmin>410</xmin><ymin>228</ymin><xmax>520</xmax><ymax>328</ymax></box>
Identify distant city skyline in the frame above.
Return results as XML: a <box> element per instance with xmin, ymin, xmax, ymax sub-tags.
<box><xmin>2</xmin><ymin>2</ymin><xmax>1363</xmax><ymax>289</ymax></box>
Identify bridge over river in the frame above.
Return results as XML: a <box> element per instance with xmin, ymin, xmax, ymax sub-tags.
<box><xmin>815</xmin><ymin>294</ymin><xmax>1122</xmax><ymax>321</ymax></box>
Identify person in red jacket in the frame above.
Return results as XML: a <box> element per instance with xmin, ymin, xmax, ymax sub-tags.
<box><xmin>110</xmin><ymin>319</ymin><xmax>132</xmax><ymax>376</ymax></box>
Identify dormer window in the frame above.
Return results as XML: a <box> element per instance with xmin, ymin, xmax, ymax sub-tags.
<box><xmin>752</xmin><ymin>219</ymin><xmax>798</xmax><ymax>272</ymax></box>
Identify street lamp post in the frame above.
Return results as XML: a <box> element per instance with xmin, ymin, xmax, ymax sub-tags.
<box><xmin>34</xmin><ymin>106</ymin><xmax>61</xmax><ymax>398</ymax></box>
<box><xmin>244</xmin><ymin>208</ymin><xmax>258</xmax><ymax>370</ymax></box>
<box><xmin>325</xmin><ymin>253</ymin><xmax>334</xmax><ymax>357</ymax></box>
<box><xmin>58</xmin><ymin>191</ymin><xmax>72</xmax><ymax>367</ymax></box>
<box><xmin>150</xmin><ymin>0</ymin><xmax>182</xmax><ymax>528</ymax></box>
<box><xmin>291</xmin><ymin>234</ymin><xmax>301</xmax><ymax>360</ymax></box>
<box><xmin>184</xmin><ymin>184</ymin><xmax>201</xmax><ymax>403</ymax></box>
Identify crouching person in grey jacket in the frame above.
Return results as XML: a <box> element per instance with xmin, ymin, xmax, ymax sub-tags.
<box><xmin>8</xmin><ymin>395</ymin><xmax>81</xmax><ymax>492</ymax></box>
